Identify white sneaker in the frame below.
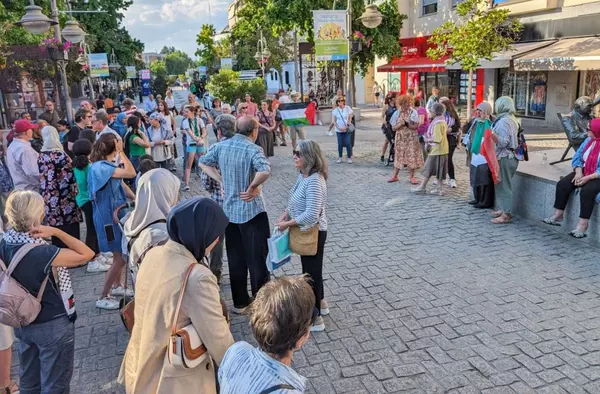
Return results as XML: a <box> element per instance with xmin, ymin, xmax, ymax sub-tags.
<box><xmin>327</xmin><ymin>131</ymin><xmax>333</xmax><ymax>136</ymax></box>
<box><xmin>347</xmin><ymin>158</ymin><xmax>353</xmax><ymax>164</ymax></box>
<box><xmin>101</xmin><ymin>252</ymin><xmax>113</xmax><ymax>260</ymax></box>
<box><xmin>183</xmin><ymin>185</ymin><xmax>190</xmax><ymax>191</ymax></box>
<box><xmin>433</xmin><ymin>179</ymin><xmax>438</xmax><ymax>185</ymax></box>
<box><xmin>336</xmin><ymin>158</ymin><xmax>342</xmax><ymax>164</ymax></box>
<box><xmin>96</xmin><ymin>297</ymin><xmax>120</xmax><ymax>310</ymax></box>
<box><xmin>449</xmin><ymin>179</ymin><xmax>457</xmax><ymax>188</ymax></box>
<box><xmin>111</xmin><ymin>286</ymin><xmax>134</xmax><ymax>297</ymax></box>
<box><xmin>430</xmin><ymin>188</ymin><xmax>443</xmax><ymax>196</ymax></box>
<box><xmin>87</xmin><ymin>260</ymin><xmax>110</xmax><ymax>273</ymax></box>
<box><xmin>311</xmin><ymin>316</ymin><xmax>325</xmax><ymax>332</ymax></box>
<box><xmin>443</xmin><ymin>178</ymin><xmax>450</xmax><ymax>186</ymax></box>
<box><xmin>320</xmin><ymin>300</ymin><xmax>330</xmax><ymax>316</ymax></box>
<box><xmin>410</xmin><ymin>187</ymin><xmax>426</xmax><ymax>194</ymax></box>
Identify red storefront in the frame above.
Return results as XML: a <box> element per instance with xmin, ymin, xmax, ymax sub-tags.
<box><xmin>378</xmin><ymin>36</ymin><xmax>484</xmax><ymax>109</ymax></box>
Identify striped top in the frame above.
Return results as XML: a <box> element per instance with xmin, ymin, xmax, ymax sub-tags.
<box><xmin>287</xmin><ymin>173</ymin><xmax>327</xmax><ymax>231</ymax></box>
<box><xmin>218</xmin><ymin>341</ymin><xmax>307</xmax><ymax>394</ymax></box>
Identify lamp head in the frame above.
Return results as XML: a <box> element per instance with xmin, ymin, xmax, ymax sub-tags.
<box><xmin>359</xmin><ymin>4</ymin><xmax>383</xmax><ymax>29</ymax></box>
<box><xmin>16</xmin><ymin>4</ymin><xmax>56</xmax><ymax>35</ymax></box>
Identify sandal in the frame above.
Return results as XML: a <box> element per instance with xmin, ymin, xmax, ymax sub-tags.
<box><xmin>387</xmin><ymin>177</ymin><xmax>399</xmax><ymax>183</ymax></box>
<box><xmin>569</xmin><ymin>230</ymin><xmax>587</xmax><ymax>239</ymax></box>
<box><xmin>410</xmin><ymin>177</ymin><xmax>419</xmax><ymax>185</ymax></box>
<box><xmin>491</xmin><ymin>214</ymin><xmax>512</xmax><ymax>224</ymax></box>
<box><xmin>4</xmin><ymin>381</ymin><xmax>19</xmax><ymax>394</ymax></box>
<box><xmin>491</xmin><ymin>210</ymin><xmax>504</xmax><ymax>218</ymax></box>
<box><xmin>542</xmin><ymin>217</ymin><xmax>562</xmax><ymax>226</ymax></box>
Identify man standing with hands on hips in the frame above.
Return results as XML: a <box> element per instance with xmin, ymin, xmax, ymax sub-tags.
<box><xmin>199</xmin><ymin>115</ymin><xmax>271</xmax><ymax>314</ymax></box>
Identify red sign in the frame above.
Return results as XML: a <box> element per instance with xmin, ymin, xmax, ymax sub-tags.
<box><xmin>399</xmin><ymin>36</ymin><xmax>436</xmax><ymax>58</ymax></box>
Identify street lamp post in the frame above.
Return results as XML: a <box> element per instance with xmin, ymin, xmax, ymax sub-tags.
<box><xmin>254</xmin><ymin>29</ymin><xmax>271</xmax><ymax>80</ymax></box>
<box><xmin>50</xmin><ymin>0</ymin><xmax>74</xmax><ymax>124</ymax></box>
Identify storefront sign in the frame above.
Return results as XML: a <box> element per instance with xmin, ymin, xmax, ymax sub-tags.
<box><xmin>89</xmin><ymin>53</ymin><xmax>109</xmax><ymax>78</ymax></box>
<box><xmin>313</xmin><ymin>10</ymin><xmax>348</xmax><ymax>61</ymax></box>
<box><xmin>125</xmin><ymin>66</ymin><xmax>136</xmax><ymax>79</ymax></box>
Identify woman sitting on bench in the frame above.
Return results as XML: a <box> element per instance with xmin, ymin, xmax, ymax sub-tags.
<box><xmin>544</xmin><ymin>118</ymin><xmax>600</xmax><ymax>238</ymax></box>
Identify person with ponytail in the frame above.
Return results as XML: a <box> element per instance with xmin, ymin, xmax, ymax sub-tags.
<box><xmin>123</xmin><ymin>115</ymin><xmax>150</xmax><ymax>171</ymax></box>
<box><xmin>88</xmin><ymin>133</ymin><xmax>137</xmax><ymax>310</ymax></box>
<box><xmin>73</xmin><ymin>139</ymin><xmax>110</xmax><ymax>273</ymax></box>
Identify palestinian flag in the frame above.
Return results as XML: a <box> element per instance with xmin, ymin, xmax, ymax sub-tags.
<box><xmin>279</xmin><ymin>102</ymin><xmax>315</xmax><ymax>126</ymax></box>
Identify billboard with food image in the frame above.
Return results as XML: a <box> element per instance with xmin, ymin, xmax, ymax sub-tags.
<box><xmin>313</xmin><ymin>10</ymin><xmax>348</xmax><ymax>61</ymax></box>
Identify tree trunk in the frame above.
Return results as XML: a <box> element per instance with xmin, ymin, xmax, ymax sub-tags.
<box><xmin>467</xmin><ymin>69</ymin><xmax>473</xmax><ymax>120</ymax></box>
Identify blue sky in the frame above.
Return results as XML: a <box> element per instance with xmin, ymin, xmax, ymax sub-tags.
<box><xmin>123</xmin><ymin>0</ymin><xmax>230</xmax><ymax>58</ymax></box>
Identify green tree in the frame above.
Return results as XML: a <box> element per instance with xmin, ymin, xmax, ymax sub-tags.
<box><xmin>427</xmin><ymin>0</ymin><xmax>522</xmax><ymax>117</ymax></box>
<box><xmin>165</xmin><ymin>50</ymin><xmax>193</xmax><ymax>75</ymax></box>
<box><xmin>215</xmin><ymin>36</ymin><xmax>231</xmax><ymax>59</ymax></box>
<box><xmin>160</xmin><ymin>46</ymin><xmax>176</xmax><ymax>55</ymax></box>
<box><xmin>206</xmin><ymin>69</ymin><xmax>266</xmax><ymax>103</ymax></box>
<box><xmin>195</xmin><ymin>24</ymin><xmax>218</xmax><ymax>73</ymax></box>
<box><xmin>149</xmin><ymin>60</ymin><xmax>167</xmax><ymax>78</ymax></box>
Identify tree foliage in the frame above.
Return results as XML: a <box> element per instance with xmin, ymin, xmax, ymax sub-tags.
<box><xmin>149</xmin><ymin>60</ymin><xmax>167</xmax><ymax>79</ymax></box>
<box><xmin>196</xmin><ymin>24</ymin><xmax>218</xmax><ymax>72</ymax></box>
<box><xmin>206</xmin><ymin>69</ymin><xmax>266</xmax><ymax>104</ymax></box>
<box><xmin>231</xmin><ymin>0</ymin><xmax>404</xmax><ymax>76</ymax></box>
<box><xmin>164</xmin><ymin>50</ymin><xmax>193</xmax><ymax>76</ymax></box>
<box><xmin>426</xmin><ymin>0</ymin><xmax>522</xmax><ymax>71</ymax></box>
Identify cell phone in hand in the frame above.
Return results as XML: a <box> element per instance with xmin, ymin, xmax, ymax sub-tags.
<box><xmin>104</xmin><ymin>224</ymin><xmax>115</xmax><ymax>242</ymax></box>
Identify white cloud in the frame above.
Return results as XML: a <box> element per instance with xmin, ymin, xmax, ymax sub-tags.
<box><xmin>123</xmin><ymin>0</ymin><xmax>230</xmax><ymax>57</ymax></box>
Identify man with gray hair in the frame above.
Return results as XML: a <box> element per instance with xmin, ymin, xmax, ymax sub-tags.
<box><xmin>93</xmin><ymin>109</ymin><xmax>121</xmax><ymax>141</ymax></box>
<box><xmin>199</xmin><ymin>115</ymin><xmax>271</xmax><ymax>313</ymax></box>
<box><xmin>201</xmin><ymin>113</ymin><xmax>235</xmax><ymax>282</ymax></box>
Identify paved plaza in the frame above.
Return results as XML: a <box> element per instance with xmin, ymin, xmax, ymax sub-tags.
<box><xmin>11</xmin><ymin>111</ymin><xmax>600</xmax><ymax>393</ymax></box>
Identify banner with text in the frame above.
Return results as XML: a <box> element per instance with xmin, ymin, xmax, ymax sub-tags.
<box><xmin>125</xmin><ymin>66</ymin><xmax>137</xmax><ymax>79</ymax></box>
<box><xmin>313</xmin><ymin>10</ymin><xmax>348</xmax><ymax>61</ymax></box>
<box><xmin>220</xmin><ymin>58</ymin><xmax>233</xmax><ymax>70</ymax></box>
<box><xmin>89</xmin><ymin>53</ymin><xmax>109</xmax><ymax>77</ymax></box>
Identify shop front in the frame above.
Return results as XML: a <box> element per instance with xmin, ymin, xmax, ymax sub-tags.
<box><xmin>377</xmin><ymin>36</ymin><xmax>485</xmax><ymax>111</ymax></box>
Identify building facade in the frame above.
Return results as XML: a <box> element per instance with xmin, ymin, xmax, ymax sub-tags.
<box><xmin>375</xmin><ymin>0</ymin><xmax>600</xmax><ymax>129</ymax></box>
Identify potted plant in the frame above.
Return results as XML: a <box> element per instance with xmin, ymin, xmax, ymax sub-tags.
<box><xmin>39</xmin><ymin>38</ymin><xmax>71</xmax><ymax>61</ymax></box>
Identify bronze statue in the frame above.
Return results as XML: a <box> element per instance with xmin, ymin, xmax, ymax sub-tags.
<box><xmin>560</xmin><ymin>96</ymin><xmax>600</xmax><ymax>150</ymax></box>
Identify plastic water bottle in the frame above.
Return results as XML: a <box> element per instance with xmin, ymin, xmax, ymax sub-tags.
<box><xmin>542</xmin><ymin>153</ymin><xmax>548</xmax><ymax>165</ymax></box>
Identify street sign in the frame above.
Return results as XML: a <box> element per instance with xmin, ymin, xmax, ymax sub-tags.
<box><xmin>89</xmin><ymin>53</ymin><xmax>109</xmax><ymax>77</ymax></box>
<box><xmin>313</xmin><ymin>10</ymin><xmax>348</xmax><ymax>61</ymax></box>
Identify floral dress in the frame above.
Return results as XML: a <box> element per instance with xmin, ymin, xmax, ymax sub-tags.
<box><xmin>393</xmin><ymin>107</ymin><xmax>424</xmax><ymax>170</ymax></box>
<box><xmin>38</xmin><ymin>151</ymin><xmax>82</xmax><ymax>227</ymax></box>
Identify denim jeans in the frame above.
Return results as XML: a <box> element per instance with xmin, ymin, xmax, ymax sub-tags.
<box><xmin>336</xmin><ymin>132</ymin><xmax>352</xmax><ymax>158</ymax></box>
<box><xmin>15</xmin><ymin>316</ymin><xmax>75</xmax><ymax>394</ymax></box>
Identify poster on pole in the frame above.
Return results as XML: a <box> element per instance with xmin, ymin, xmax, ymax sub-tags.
<box><xmin>220</xmin><ymin>58</ymin><xmax>233</xmax><ymax>70</ymax></box>
<box><xmin>198</xmin><ymin>66</ymin><xmax>207</xmax><ymax>75</ymax></box>
<box><xmin>89</xmin><ymin>53</ymin><xmax>109</xmax><ymax>77</ymax></box>
<box><xmin>125</xmin><ymin>66</ymin><xmax>137</xmax><ymax>79</ymax></box>
<box><xmin>313</xmin><ymin>10</ymin><xmax>348</xmax><ymax>61</ymax></box>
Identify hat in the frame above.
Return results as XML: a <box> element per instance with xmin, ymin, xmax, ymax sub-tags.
<box><xmin>149</xmin><ymin>112</ymin><xmax>163</xmax><ymax>122</ymax></box>
<box><xmin>14</xmin><ymin>119</ymin><xmax>38</xmax><ymax>134</ymax></box>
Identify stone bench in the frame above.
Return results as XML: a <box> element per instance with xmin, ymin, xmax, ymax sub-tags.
<box><xmin>512</xmin><ymin>148</ymin><xmax>600</xmax><ymax>245</ymax></box>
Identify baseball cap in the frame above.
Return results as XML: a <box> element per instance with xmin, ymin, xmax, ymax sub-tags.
<box><xmin>14</xmin><ymin>119</ymin><xmax>38</xmax><ymax>134</ymax></box>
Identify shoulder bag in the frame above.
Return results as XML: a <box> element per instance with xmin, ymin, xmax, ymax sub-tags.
<box><xmin>0</xmin><ymin>244</ymin><xmax>44</xmax><ymax>328</ymax></box>
<box><xmin>166</xmin><ymin>263</ymin><xmax>208</xmax><ymax>369</ymax></box>
<box><xmin>289</xmin><ymin>225</ymin><xmax>319</xmax><ymax>256</ymax></box>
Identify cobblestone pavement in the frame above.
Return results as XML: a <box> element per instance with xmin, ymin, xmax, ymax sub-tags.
<box><xmin>11</xmin><ymin>110</ymin><xmax>600</xmax><ymax>393</ymax></box>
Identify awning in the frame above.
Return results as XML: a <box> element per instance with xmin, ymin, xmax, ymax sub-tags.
<box><xmin>514</xmin><ymin>37</ymin><xmax>600</xmax><ymax>71</ymax></box>
<box><xmin>446</xmin><ymin>41</ymin><xmax>556</xmax><ymax>70</ymax></box>
<box><xmin>377</xmin><ymin>56</ymin><xmax>448</xmax><ymax>72</ymax></box>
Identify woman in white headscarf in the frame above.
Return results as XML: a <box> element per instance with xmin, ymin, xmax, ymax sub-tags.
<box><xmin>122</xmin><ymin>168</ymin><xmax>180</xmax><ymax>283</ymax></box>
<box><xmin>38</xmin><ymin>125</ymin><xmax>82</xmax><ymax>247</ymax></box>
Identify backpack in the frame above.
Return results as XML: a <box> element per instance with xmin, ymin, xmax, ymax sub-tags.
<box><xmin>515</xmin><ymin>124</ymin><xmax>529</xmax><ymax>161</ymax></box>
<box><xmin>0</xmin><ymin>244</ymin><xmax>44</xmax><ymax>327</ymax></box>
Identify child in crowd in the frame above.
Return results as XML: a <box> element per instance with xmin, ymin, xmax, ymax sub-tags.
<box><xmin>135</xmin><ymin>156</ymin><xmax>157</xmax><ymax>188</ymax></box>
<box><xmin>57</xmin><ymin>119</ymin><xmax>69</xmax><ymax>144</ymax></box>
<box><xmin>72</xmin><ymin>139</ymin><xmax>111</xmax><ymax>272</ymax></box>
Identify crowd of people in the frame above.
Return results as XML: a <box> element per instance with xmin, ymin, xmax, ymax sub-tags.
<box><xmin>0</xmin><ymin>86</ymin><xmax>331</xmax><ymax>393</ymax></box>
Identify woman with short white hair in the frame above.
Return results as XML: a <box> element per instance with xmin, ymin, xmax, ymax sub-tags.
<box><xmin>0</xmin><ymin>190</ymin><xmax>93</xmax><ymax>394</ymax></box>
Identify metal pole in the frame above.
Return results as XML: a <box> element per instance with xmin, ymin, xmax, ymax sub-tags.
<box><xmin>293</xmin><ymin>29</ymin><xmax>300</xmax><ymax>91</ymax></box>
<box><xmin>50</xmin><ymin>0</ymin><xmax>73</xmax><ymax>124</ymax></box>
<box><xmin>346</xmin><ymin>0</ymin><xmax>353</xmax><ymax>108</ymax></box>
<box><xmin>260</xmin><ymin>30</ymin><xmax>265</xmax><ymax>79</ymax></box>
<box><xmin>84</xmin><ymin>44</ymin><xmax>95</xmax><ymax>102</ymax></box>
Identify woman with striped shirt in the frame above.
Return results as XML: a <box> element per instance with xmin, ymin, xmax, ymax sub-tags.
<box><xmin>276</xmin><ymin>140</ymin><xmax>328</xmax><ymax>331</ymax></box>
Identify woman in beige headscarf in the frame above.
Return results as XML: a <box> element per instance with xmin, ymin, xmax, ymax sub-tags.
<box><xmin>121</xmin><ymin>168</ymin><xmax>180</xmax><ymax>282</ymax></box>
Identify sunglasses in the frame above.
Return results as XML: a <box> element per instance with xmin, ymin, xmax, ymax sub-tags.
<box><xmin>293</xmin><ymin>150</ymin><xmax>301</xmax><ymax>157</ymax></box>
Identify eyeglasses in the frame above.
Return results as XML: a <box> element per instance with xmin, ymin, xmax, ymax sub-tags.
<box><xmin>293</xmin><ymin>150</ymin><xmax>301</xmax><ymax>157</ymax></box>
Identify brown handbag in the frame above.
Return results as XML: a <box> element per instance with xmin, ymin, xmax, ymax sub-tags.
<box><xmin>289</xmin><ymin>225</ymin><xmax>319</xmax><ymax>256</ymax></box>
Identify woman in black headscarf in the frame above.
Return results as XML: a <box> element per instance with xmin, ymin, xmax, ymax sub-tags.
<box><xmin>119</xmin><ymin>197</ymin><xmax>234</xmax><ymax>394</ymax></box>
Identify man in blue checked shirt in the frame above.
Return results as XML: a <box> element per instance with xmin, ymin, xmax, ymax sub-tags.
<box><xmin>199</xmin><ymin>115</ymin><xmax>271</xmax><ymax>314</ymax></box>
<box><xmin>201</xmin><ymin>113</ymin><xmax>236</xmax><ymax>283</ymax></box>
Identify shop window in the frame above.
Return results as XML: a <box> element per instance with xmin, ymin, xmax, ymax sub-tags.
<box><xmin>285</xmin><ymin>71</ymin><xmax>290</xmax><ymax>86</ymax></box>
<box><xmin>498</xmin><ymin>70</ymin><xmax>547</xmax><ymax>119</ymax></box>
<box><xmin>422</xmin><ymin>0</ymin><xmax>437</xmax><ymax>15</ymax></box>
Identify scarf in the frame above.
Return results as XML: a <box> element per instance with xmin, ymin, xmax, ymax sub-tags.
<box><xmin>41</xmin><ymin>126</ymin><xmax>64</xmax><ymax>152</ymax></box>
<box><xmin>584</xmin><ymin>119</ymin><xmax>600</xmax><ymax>177</ymax></box>
<box><xmin>2</xmin><ymin>229</ymin><xmax>75</xmax><ymax>318</ymax></box>
<box><xmin>112</xmin><ymin>113</ymin><xmax>128</xmax><ymax>137</ymax></box>
<box><xmin>470</xmin><ymin>119</ymin><xmax>491</xmax><ymax>155</ymax></box>
<box><xmin>425</xmin><ymin>116</ymin><xmax>446</xmax><ymax>145</ymax></box>
<box><xmin>167</xmin><ymin>197</ymin><xmax>229</xmax><ymax>262</ymax></box>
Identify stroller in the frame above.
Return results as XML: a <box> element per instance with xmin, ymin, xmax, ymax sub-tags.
<box><xmin>383</xmin><ymin>122</ymin><xmax>395</xmax><ymax>166</ymax></box>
